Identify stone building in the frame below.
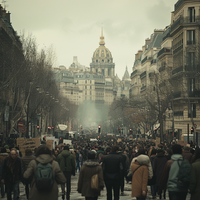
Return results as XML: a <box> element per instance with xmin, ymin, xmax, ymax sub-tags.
<box><xmin>130</xmin><ymin>0</ymin><xmax>200</xmax><ymax>141</ymax></box>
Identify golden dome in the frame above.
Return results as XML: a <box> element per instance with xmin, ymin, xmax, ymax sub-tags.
<box><xmin>92</xmin><ymin>28</ymin><xmax>113</xmax><ymax>63</ymax></box>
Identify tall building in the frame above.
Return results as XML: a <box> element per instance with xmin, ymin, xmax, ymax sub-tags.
<box><xmin>130</xmin><ymin>0</ymin><xmax>200</xmax><ymax>140</ymax></box>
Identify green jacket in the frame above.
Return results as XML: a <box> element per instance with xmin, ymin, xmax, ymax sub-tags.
<box><xmin>167</xmin><ymin>154</ymin><xmax>183</xmax><ymax>192</ymax></box>
<box><xmin>57</xmin><ymin>150</ymin><xmax>75</xmax><ymax>174</ymax></box>
<box><xmin>189</xmin><ymin>158</ymin><xmax>200</xmax><ymax>200</ymax></box>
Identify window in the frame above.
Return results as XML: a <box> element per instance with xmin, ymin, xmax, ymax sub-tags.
<box><xmin>96</xmin><ymin>60</ymin><xmax>98</xmax><ymax>63</ymax></box>
<box><xmin>102</xmin><ymin>69</ymin><xmax>104</xmax><ymax>76</ymax></box>
<box><xmin>90</xmin><ymin>91</ymin><xmax>92</xmax><ymax>95</ymax></box>
<box><xmin>189</xmin><ymin>78</ymin><xmax>195</xmax><ymax>93</ymax></box>
<box><xmin>188</xmin><ymin>7</ymin><xmax>195</xmax><ymax>22</ymax></box>
<box><xmin>85</xmin><ymin>80</ymin><xmax>87</xmax><ymax>83</ymax></box>
<box><xmin>85</xmin><ymin>91</ymin><xmax>87</xmax><ymax>95</ymax></box>
<box><xmin>187</xmin><ymin>30</ymin><xmax>195</xmax><ymax>45</ymax></box>
<box><xmin>90</xmin><ymin>86</ymin><xmax>92</xmax><ymax>89</ymax></box>
<box><xmin>85</xmin><ymin>86</ymin><xmax>87</xmax><ymax>89</ymax></box>
<box><xmin>188</xmin><ymin>103</ymin><xmax>196</xmax><ymax>118</ymax></box>
<box><xmin>188</xmin><ymin>52</ymin><xmax>195</xmax><ymax>68</ymax></box>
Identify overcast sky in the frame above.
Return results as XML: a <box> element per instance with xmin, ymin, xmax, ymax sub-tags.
<box><xmin>5</xmin><ymin>0</ymin><xmax>178</xmax><ymax>79</ymax></box>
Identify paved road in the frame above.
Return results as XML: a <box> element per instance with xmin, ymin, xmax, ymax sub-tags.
<box><xmin>2</xmin><ymin>173</ymin><xmax>191</xmax><ymax>200</ymax></box>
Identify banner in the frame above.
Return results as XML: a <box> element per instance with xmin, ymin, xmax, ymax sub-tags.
<box><xmin>46</xmin><ymin>140</ymin><xmax>53</xmax><ymax>150</ymax></box>
<box><xmin>17</xmin><ymin>138</ymin><xmax>40</xmax><ymax>156</ymax></box>
<box><xmin>63</xmin><ymin>139</ymin><xmax>72</xmax><ymax>145</ymax></box>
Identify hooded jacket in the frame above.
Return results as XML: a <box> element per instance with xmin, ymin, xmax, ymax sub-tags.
<box><xmin>23</xmin><ymin>154</ymin><xmax>66</xmax><ymax>200</ymax></box>
<box><xmin>130</xmin><ymin>154</ymin><xmax>153</xmax><ymax>179</ymax></box>
<box><xmin>167</xmin><ymin>154</ymin><xmax>183</xmax><ymax>192</ymax></box>
<box><xmin>131</xmin><ymin>155</ymin><xmax>149</xmax><ymax>198</ymax></box>
<box><xmin>78</xmin><ymin>160</ymin><xmax>104</xmax><ymax>197</ymax></box>
<box><xmin>57</xmin><ymin>150</ymin><xmax>75</xmax><ymax>174</ymax></box>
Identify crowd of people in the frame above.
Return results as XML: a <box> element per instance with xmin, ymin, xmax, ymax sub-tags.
<box><xmin>0</xmin><ymin>136</ymin><xmax>199</xmax><ymax>200</ymax></box>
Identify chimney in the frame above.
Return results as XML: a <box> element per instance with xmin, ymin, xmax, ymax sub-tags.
<box><xmin>5</xmin><ymin>11</ymin><xmax>10</xmax><ymax>23</ymax></box>
<box><xmin>135</xmin><ymin>53</ymin><xmax>138</xmax><ymax>61</ymax></box>
<box><xmin>145</xmin><ymin>38</ymin><xmax>151</xmax><ymax>47</ymax></box>
<box><xmin>138</xmin><ymin>50</ymin><xmax>143</xmax><ymax>59</ymax></box>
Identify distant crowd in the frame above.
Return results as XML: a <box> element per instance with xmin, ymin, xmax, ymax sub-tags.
<box><xmin>0</xmin><ymin>136</ymin><xmax>199</xmax><ymax>200</ymax></box>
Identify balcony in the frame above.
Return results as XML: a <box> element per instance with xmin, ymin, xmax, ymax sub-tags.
<box><xmin>171</xmin><ymin>15</ymin><xmax>200</xmax><ymax>33</ymax></box>
<box><xmin>140</xmin><ymin>71</ymin><xmax>146</xmax><ymax>79</ymax></box>
<box><xmin>140</xmin><ymin>85</ymin><xmax>146</xmax><ymax>91</ymax></box>
<box><xmin>173</xmin><ymin>91</ymin><xmax>181</xmax><ymax>99</ymax></box>
<box><xmin>173</xmin><ymin>45</ymin><xmax>183</xmax><ymax>54</ymax></box>
<box><xmin>188</xmin><ymin>90</ymin><xmax>200</xmax><ymax>97</ymax></box>
<box><xmin>187</xmin><ymin>40</ymin><xmax>195</xmax><ymax>45</ymax></box>
<box><xmin>172</xmin><ymin>66</ymin><xmax>183</xmax><ymax>75</ymax></box>
<box><xmin>141</xmin><ymin>56</ymin><xmax>147</xmax><ymax>64</ymax></box>
<box><xmin>131</xmin><ymin>70</ymin><xmax>138</xmax><ymax>77</ymax></box>
<box><xmin>174</xmin><ymin>0</ymin><xmax>184</xmax><ymax>11</ymax></box>
<box><xmin>174</xmin><ymin>111</ymin><xmax>183</xmax><ymax>116</ymax></box>
<box><xmin>151</xmin><ymin>59</ymin><xmax>157</xmax><ymax>65</ymax></box>
<box><xmin>162</xmin><ymin>32</ymin><xmax>171</xmax><ymax>41</ymax></box>
<box><xmin>157</xmin><ymin>48</ymin><xmax>171</xmax><ymax>58</ymax></box>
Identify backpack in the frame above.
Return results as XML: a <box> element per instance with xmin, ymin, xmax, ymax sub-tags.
<box><xmin>98</xmin><ymin>153</ymin><xmax>104</xmax><ymax>161</ymax></box>
<box><xmin>176</xmin><ymin>159</ymin><xmax>191</xmax><ymax>191</ymax></box>
<box><xmin>35</xmin><ymin>161</ymin><xmax>54</xmax><ymax>192</ymax></box>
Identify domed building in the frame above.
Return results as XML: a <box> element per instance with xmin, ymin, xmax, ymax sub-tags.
<box><xmin>90</xmin><ymin>28</ymin><xmax>115</xmax><ymax>78</ymax></box>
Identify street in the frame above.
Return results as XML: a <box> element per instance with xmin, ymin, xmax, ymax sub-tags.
<box><xmin>2</xmin><ymin>172</ymin><xmax>191</xmax><ymax>200</ymax></box>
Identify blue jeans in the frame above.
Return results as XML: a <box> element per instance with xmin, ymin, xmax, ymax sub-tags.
<box><xmin>6</xmin><ymin>182</ymin><xmax>19</xmax><ymax>200</ymax></box>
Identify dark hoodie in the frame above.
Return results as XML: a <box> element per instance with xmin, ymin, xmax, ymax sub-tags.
<box><xmin>57</xmin><ymin>150</ymin><xmax>75</xmax><ymax>174</ymax></box>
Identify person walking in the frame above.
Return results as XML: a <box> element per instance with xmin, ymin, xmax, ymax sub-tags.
<box><xmin>78</xmin><ymin>150</ymin><xmax>104</xmax><ymax>200</ymax></box>
<box><xmin>159</xmin><ymin>144</ymin><xmax>191</xmax><ymax>200</ymax></box>
<box><xmin>102</xmin><ymin>145</ymin><xmax>124</xmax><ymax>200</ymax></box>
<box><xmin>57</xmin><ymin>145</ymin><xmax>75</xmax><ymax>200</ymax></box>
<box><xmin>23</xmin><ymin>146</ymin><xmax>66</xmax><ymax>200</ymax></box>
<box><xmin>0</xmin><ymin>147</ymin><xmax>9</xmax><ymax>198</ymax></box>
<box><xmin>21</xmin><ymin>149</ymin><xmax>36</xmax><ymax>200</ymax></box>
<box><xmin>131</xmin><ymin>154</ymin><xmax>149</xmax><ymax>200</ymax></box>
<box><xmin>1</xmin><ymin>148</ymin><xmax>22</xmax><ymax>200</ymax></box>
<box><xmin>153</xmin><ymin>149</ymin><xmax>168</xmax><ymax>199</ymax></box>
<box><xmin>189</xmin><ymin>148</ymin><xmax>200</xmax><ymax>200</ymax></box>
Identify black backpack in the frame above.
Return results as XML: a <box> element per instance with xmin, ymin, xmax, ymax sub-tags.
<box><xmin>35</xmin><ymin>161</ymin><xmax>54</xmax><ymax>192</ymax></box>
<box><xmin>176</xmin><ymin>159</ymin><xmax>191</xmax><ymax>191</ymax></box>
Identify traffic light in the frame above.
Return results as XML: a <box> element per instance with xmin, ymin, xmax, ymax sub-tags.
<box><xmin>59</xmin><ymin>137</ymin><xmax>63</xmax><ymax>144</ymax></box>
<box><xmin>81</xmin><ymin>126</ymin><xmax>83</xmax><ymax>134</ymax></box>
<box><xmin>98</xmin><ymin>125</ymin><xmax>101</xmax><ymax>134</ymax></box>
<box><xmin>191</xmin><ymin>127</ymin><xmax>194</xmax><ymax>134</ymax></box>
<box><xmin>129</xmin><ymin>129</ymin><xmax>132</xmax><ymax>134</ymax></box>
<box><xmin>118</xmin><ymin>127</ymin><xmax>121</xmax><ymax>133</ymax></box>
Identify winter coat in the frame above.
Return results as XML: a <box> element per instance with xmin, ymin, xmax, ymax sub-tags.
<box><xmin>2</xmin><ymin>156</ymin><xmax>22</xmax><ymax>183</ymax></box>
<box><xmin>102</xmin><ymin>152</ymin><xmax>124</xmax><ymax>181</ymax></box>
<box><xmin>57</xmin><ymin>150</ymin><xmax>75</xmax><ymax>174</ymax></box>
<box><xmin>77</xmin><ymin>160</ymin><xmax>104</xmax><ymax>197</ymax></box>
<box><xmin>131</xmin><ymin>156</ymin><xmax>148</xmax><ymax>198</ymax></box>
<box><xmin>130</xmin><ymin>154</ymin><xmax>153</xmax><ymax>179</ymax></box>
<box><xmin>0</xmin><ymin>152</ymin><xmax>9</xmax><ymax>165</ymax></box>
<box><xmin>153</xmin><ymin>152</ymin><xmax>168</xmax><ymax>186</ymax></box>
<box><xmin>23</xmin><ymin>154</ymin><xmax>66</xmax><ymax>200</ymax></box>
<box><xmin>182</xmin><ymin>150</ymin><xmax>193</xmax><ymax>163</ymax></box>
<box><xmin>189</xmin><ymin>158</ymin><xmax>200</xmax><ymax>200</ymax></box>
<box><xmin>21</xmin><ymin>155</ymin><xmax>36</xmax><ymax>171</ymax></box>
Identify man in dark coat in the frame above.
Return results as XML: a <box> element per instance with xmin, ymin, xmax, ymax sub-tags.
<box><xmin>154</xmin><ymin>149</ymin><xmax>168</xmax><ymax>199</ymax></box>
<box><xmin>1</xmin><ymin>148</ymin><xmax>22</xmax><ymax>200</ymax></box>
<box><xmin>57</xmin><ymin>145</ymin><xmax>75</xmax><ymax>200</ymax></box>
<box><xmin>0</xmin><ymin>147</ymin><xmax>9</xmax><ymax>198</ymax></box>
<box><xmin>103</xmin><ymin>145</ymin><xmax>124</xmax><ymax>200</ymax></box>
